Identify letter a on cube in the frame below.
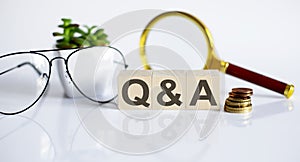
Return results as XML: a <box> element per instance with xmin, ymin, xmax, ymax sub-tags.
<box><xmin>186</xmin><ymin>70</ymin><xmax>220</xmax><ymax>110</ymax></box>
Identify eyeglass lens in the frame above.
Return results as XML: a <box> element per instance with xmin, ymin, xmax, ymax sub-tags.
<box><xmin>0</xmin><ymin>53</ymin><xmax>50</xmax><ymax>114</ymax></box>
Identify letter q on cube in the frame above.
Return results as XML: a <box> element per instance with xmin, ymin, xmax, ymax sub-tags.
<box><xmin>118</xmin><ymin>70</ymin><xmax>220</xmax><ymax>110</ymax></box>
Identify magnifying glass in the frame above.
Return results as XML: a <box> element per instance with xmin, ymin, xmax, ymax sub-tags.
<box><xmin>139</xmin><ymin>11</ymin><xmax>294</xmax><ymax>98</ymax></box>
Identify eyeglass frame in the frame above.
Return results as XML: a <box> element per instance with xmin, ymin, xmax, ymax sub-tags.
<box><xmin>0</xmin><ymin>45</ymin><xmax>127</xmax><ymax>115</ymax></box>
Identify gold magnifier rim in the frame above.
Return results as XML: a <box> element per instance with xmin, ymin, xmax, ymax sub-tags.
<box><xmin>139</xmin><ymin>11</ymin><xmax>227</xmax><ymax>71</ymax></box>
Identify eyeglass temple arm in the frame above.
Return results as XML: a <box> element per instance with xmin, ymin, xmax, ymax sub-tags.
<box><xmin>113</xmin><ymin>60</ymin><xmax>128</xmax><ymax>68</ymax></box>
<box><xmin>0</xmin><ymin>62</ymin><xmax>48</xmax><ymax>78</ymax></box>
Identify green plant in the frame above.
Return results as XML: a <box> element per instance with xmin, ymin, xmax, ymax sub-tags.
<box><xmin>53</xmin><ymin>18</ymin><xmax>110</xmax><ymax>48</ymax></box>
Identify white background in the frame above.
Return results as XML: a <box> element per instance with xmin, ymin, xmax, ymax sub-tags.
<box><xmin>0</xmin><ymin>0</ymin><xmax>300</xmax><ymax>162</ymax></box>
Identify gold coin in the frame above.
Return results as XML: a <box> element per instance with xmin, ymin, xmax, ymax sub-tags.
<box><xmin>227</xmin><ymin>96</ymin><xmax>251</xmax><ymax>103</ymax></box>
<box><xmin>224</xmin><ymin>108</ymin><xmax>252</xmax><ymax>113</ymax></box>
<box><xmin>225</xmin><ymin>100</ymin><xmax>251</xmax><ymax>108</ymax></box>
<box><xmin>224</xmin><ymin>105</ymin><xmax>252</xmax><ymax>113</ymax></box>
<box><xmin>232</xmin><ymin>88</ymin><xmax>253</xmax><ymax>95</ymax></box>
<box><xmin>229</xmin><ymin>92</ymin><xmax>252</xmax><ymax>98</ymax></box>
<box><xmin>224</xmin><ymin>87</ymin><xmax>253</xmax><ymax>113</ymax></box>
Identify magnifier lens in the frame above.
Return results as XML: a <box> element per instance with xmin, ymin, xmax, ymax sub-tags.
<box><xmin>145</xmin><ymin>14</ymin><xmax>209</xmax><ymax>70</ymax></box>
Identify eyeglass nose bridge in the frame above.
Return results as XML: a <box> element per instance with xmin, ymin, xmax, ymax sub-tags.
<box><xmin>49</xmin><ymin>56</ymin><xmax>75</xmax><ymax>96</ymax></box>
<box><xmin>49</xmin><ymin>56</ymin><xmax>67</xmax><ymax>64</ymax></box>
<box><xmin>49</xmin><ymin>56</ymin><xmax>70</xmax><ymax>81</ymax></box>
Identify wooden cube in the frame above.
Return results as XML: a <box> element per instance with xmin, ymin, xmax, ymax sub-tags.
<box><xmin>118</xmin><ymin>70</ymin><xmax>220</xmax><ymax>110</ymax></box>
<box><xmin>118</xmin><ymin>70</ymin><xmax>152</xmax><ymax>110</ymax></box>
<box><xmin>152</xmin><ymin>70</ymin><xmax>186</xmax><ymax>110</ymax></box>
<box><xmin>186</xmin><ymin>70</ymin><xmax>220</xmax><ymax>110</ymax></box>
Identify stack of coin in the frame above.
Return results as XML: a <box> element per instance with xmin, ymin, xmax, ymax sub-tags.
<box><xmin>224</xmin><ymin>88</ymin><xmax>253</xmax><ymax>113</ymax></box>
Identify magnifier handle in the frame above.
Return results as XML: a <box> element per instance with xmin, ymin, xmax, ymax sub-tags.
<box><xmin>225</xmin><ymin>62</ymin><xmax>294</xmax><ymax>98</ymax></box>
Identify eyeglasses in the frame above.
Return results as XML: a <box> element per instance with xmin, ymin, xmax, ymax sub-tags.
<box><xmin>0</xmin><ymin>46</ymin><xmax>127</xmax><ymax>115</ymax></box>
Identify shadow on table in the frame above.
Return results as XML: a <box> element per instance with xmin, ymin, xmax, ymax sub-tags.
<box><xmin>223</xmin><ymin>99</ymin><xmax>294</xmax><ymax>127</ymax></box>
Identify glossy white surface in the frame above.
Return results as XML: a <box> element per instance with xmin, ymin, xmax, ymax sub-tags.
<box><xmin>1</xmin><ymin>0</ymin><xmax>300</xmax><ymax>161</ymax></box>
<box><xmin>0</xmin><ymin>77</ymin><xmax>299</xmax><ymax>162</ymax></box>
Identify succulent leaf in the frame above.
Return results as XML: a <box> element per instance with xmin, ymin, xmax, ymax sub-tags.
<box><xmin>53</xmin><ymin>18</ymin><xmax>110</xmax><ymax>49</ymax></box>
